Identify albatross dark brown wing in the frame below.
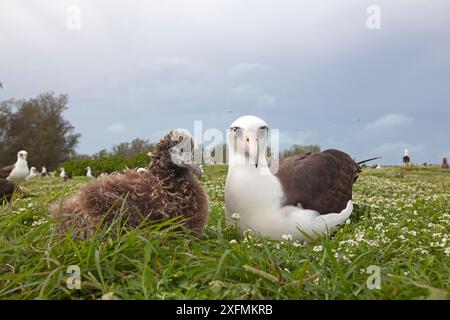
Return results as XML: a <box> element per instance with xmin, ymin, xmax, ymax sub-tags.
<box><xmin>274</xmin><ymin>149</ymin><xmax>359</xmax><ymax>215</ymax></box>
<box><xmin>0</xmin><ymin>164</ymin><xmax>15</xmax><ymax>179</ymax></box>
<box><xmin>0</xmin><ymin>178</ymin><xmax>16</xmax><ymax>202</ymax></box>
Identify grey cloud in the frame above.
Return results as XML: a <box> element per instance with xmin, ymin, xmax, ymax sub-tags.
<box><xmin>0</xmin><ymin>0</ymin><xmax>449</xmax><ymax>162</ymax></box>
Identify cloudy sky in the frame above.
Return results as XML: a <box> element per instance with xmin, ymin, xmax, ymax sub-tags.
<box><xmin>1</xmin><ymin>0</ymin><xmax>449</xmax><ymax>164</ymax></box>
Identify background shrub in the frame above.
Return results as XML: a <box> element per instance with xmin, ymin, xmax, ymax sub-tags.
<box><xmin>57</xmin><ymin>152</ymin><xmax>150</xmax><ymax>176</ymax></box>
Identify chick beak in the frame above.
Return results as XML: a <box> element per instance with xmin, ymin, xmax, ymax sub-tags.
<box><xmin>188</xmin><ymin>163</ymin><xmax>203</xmax><ymax>179</ymax></box>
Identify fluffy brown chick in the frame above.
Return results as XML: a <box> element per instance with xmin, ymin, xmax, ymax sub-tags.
<box><xmin>50</xmin><ymin>130</ymin><xmax>209</xmax><ymax>239</ymax></box>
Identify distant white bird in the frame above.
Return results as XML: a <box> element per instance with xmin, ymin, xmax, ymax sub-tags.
<box><xmin>26</xmin><ymin>167</ymin><xmax>38</xmax><ymax>180</ymax></box>
<box><xmin>60</xmin><ymin>167</ymin><xmax>69</xmax><ymax>181</ymax></box>
<box><xmin>0</xmin><ymin>150</ymin><xmax>30</xmax><ymax>184</ymax></box>
<box><xmin>403</xmin><ymin>149</ymin><xmax>411</xmax><ymax>166</ymax></box>
<box><xmin>86</xmin><ymin>166</ymin><xmax>96</xmax><ymax>179</ymax></box>
<box><xmin>41</xmin><ymin>166</ymin><xmax>49</xmax><ymax>177</ymax></box>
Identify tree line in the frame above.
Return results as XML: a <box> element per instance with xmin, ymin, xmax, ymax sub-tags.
<box><xmin>0</xmin><ymin>92</ymin><xmax>79</xmax><ymax>170</ymax></box>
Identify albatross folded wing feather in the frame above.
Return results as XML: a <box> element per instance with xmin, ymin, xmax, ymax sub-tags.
<box><xmin>274</xmin><ymin>149</ymin><xmax>359</xmax><ymax>215</ymax></box>
<box><xmin>0</xmin><ymin>164</ymin><xmax>15</xmax><ymax>179</ymax></box>
<box><xmin>0</xmin><ymin>178</ymin><xmax>16</xmax><ymax>202</ymax></box>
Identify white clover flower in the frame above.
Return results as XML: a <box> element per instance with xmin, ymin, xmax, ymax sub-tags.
<box><xmin>345</xmin><ymin>219</ymin><xmax>351</xmax><ymax>225</ymax></box>
<box><xmin>281</xmin><ymin>234</ymin><xmax>293</xmax><ymax>241</ymax></box>
<box><xmin>231</xmin><ymin>213</ymin><xmax>240</xmax><ymax>220</ymax></box>
<box><xmin>292</xmin><ymin>241</ymin><xmax>301</xmax><ymax>248</ymax></box>
<box><xmin>312</xmin><ymin>245</ymin><xmax>323</xmax><ymax>252</ymax></box>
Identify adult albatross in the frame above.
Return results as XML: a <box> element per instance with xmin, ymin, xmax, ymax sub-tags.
<box><xmin>225</xmin><ymin>115</ymin><xmax>377</xmax><ymax>241</ymax></box>
<box><xmin>0</xmin><ymin>150</ymin><xmax>30</xmax><ymax>184</ymax></box>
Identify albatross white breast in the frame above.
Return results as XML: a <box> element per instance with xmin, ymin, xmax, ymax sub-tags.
<box><xmin>225</xmin><ymin>115</ymin><xmax>360</xmax><ymax>241</ymax></box>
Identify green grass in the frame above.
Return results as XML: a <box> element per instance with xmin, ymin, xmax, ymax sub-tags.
<box><xmin>0</xmin><ymin>165</ymin><xmax>449</xmax><ymax>299</ymax></box>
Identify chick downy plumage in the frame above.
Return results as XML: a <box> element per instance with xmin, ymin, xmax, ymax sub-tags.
<box><xmin>50</xmin><ymin>130</ymin><xmax>209</xmax><ymax>239</ymax></box>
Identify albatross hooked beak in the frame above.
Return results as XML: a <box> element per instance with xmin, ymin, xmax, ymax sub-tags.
<box><xmin>170</xmin><ymin>144</ymin><xmax>203</xmax><ymax>179</ymax></box>
<box><xmin>188</xmin><ymin>163</ymin><xmax>203</xmax><ymax>179</ymax></box>
<box><xmin>178</xmin><ymin>160</ymin><xmax>203</xmax><ymax>178</ymax></box>
<box><xmin>245</xmin><ymin>129</ymin><xmax>260</xmax><ymax>168</ymax></box>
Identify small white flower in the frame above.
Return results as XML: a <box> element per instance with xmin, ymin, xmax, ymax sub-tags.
<box><xmin>229</xmin><ymin>239</ymin><xmax>238</xmax><ymax>245</ymax></box>
<box><xmin>445</xmin><ymin>247</ymin><xmax>450</xmax><ymax>256</ymax></box>
<box><xmin>312</xmin><ymin>245</ymin><xmax>323</xmax><ymax>252</ymax></box>
<box><xmin>281</xmin><ymin>234</ymin><xmax>293</xmax><ymax>241</ymax></box>
<box><xmin>292</xmin><ymin>241</ymin><xmax>301</xmax><ymax>248</ymax></box>
<box><xmin>231</xmin><ymin>213</ymin><xmax>240</xmax><ymax>220</ymax></box>
<box><xmin>345</xmin><ymin>219</ymin><xmax>351</xmax><ymax>225</ymax></box>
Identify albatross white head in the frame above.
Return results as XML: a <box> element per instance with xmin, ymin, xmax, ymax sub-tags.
<box><xmin>228</xmin><ymin>115</ymin><xmax>269</xmax><ymax>169</ymax></box>
<box><xmin>17</xmin><ymin>150</ymin><xmax>28</xmax><ymax>163</ymax></box>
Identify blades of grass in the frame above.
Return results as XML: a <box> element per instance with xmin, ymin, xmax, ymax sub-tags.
<box><xmin>214</xmin><ymin>249</ymin><xmax>231</xmax><ymax>279</ymax></box>
<box><xmin>242</xmin><ymin>265</ymin><xmax>279</xmax><ymax>283</ymax></box>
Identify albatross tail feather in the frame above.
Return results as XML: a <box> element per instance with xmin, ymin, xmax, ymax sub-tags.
<box><xmin>357</xmin><ymin>157</ymin><xmax>381</xmax><ymax>165</ymax></box>
<box><xmin>309</xmin><ymin>200</ymin><xmax>353</xmax><ymax>236</ymax></box>
<box><xmin>354</xmin><ymin>157</ymin><xmax>382</xmax><ymax>176</ymax></box>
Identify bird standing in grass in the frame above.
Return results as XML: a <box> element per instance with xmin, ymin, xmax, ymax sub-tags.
<box><xmin>41</xmin><ymin>167</ymin><xmax>49</xmax><ymax>177</ymax></box>
<box><xmin>26</xmin><ymin>167</ymin><xmax>38</xmax><ymax>180</ymax></box>
<box><xmin>403</xmin><ymin>149</ymin><xmax>411</xmax><ymax>167</ymax></box>
<box><xmin>86</xmin><ymin>166</ymin><xmax>96</xmax><ymax>179</ymax></box>
<box><xmin>50</xmin><ymin>130</ymin><xmax>209</xmax><ymax>239</ymax></box>
<box><xmin>59</xmin><ymin>167</ymin><xmax>71</xmax><ymax>181</ymax></box>
<box><xmin>0</xmin><ymin>150</ymin><xmax>30</xmax><ymax>184</ymax></box>
<box><xmin>442</xmin><ymin>157</ymin><xmax>449</xmax><ymax>169</ymax></box>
